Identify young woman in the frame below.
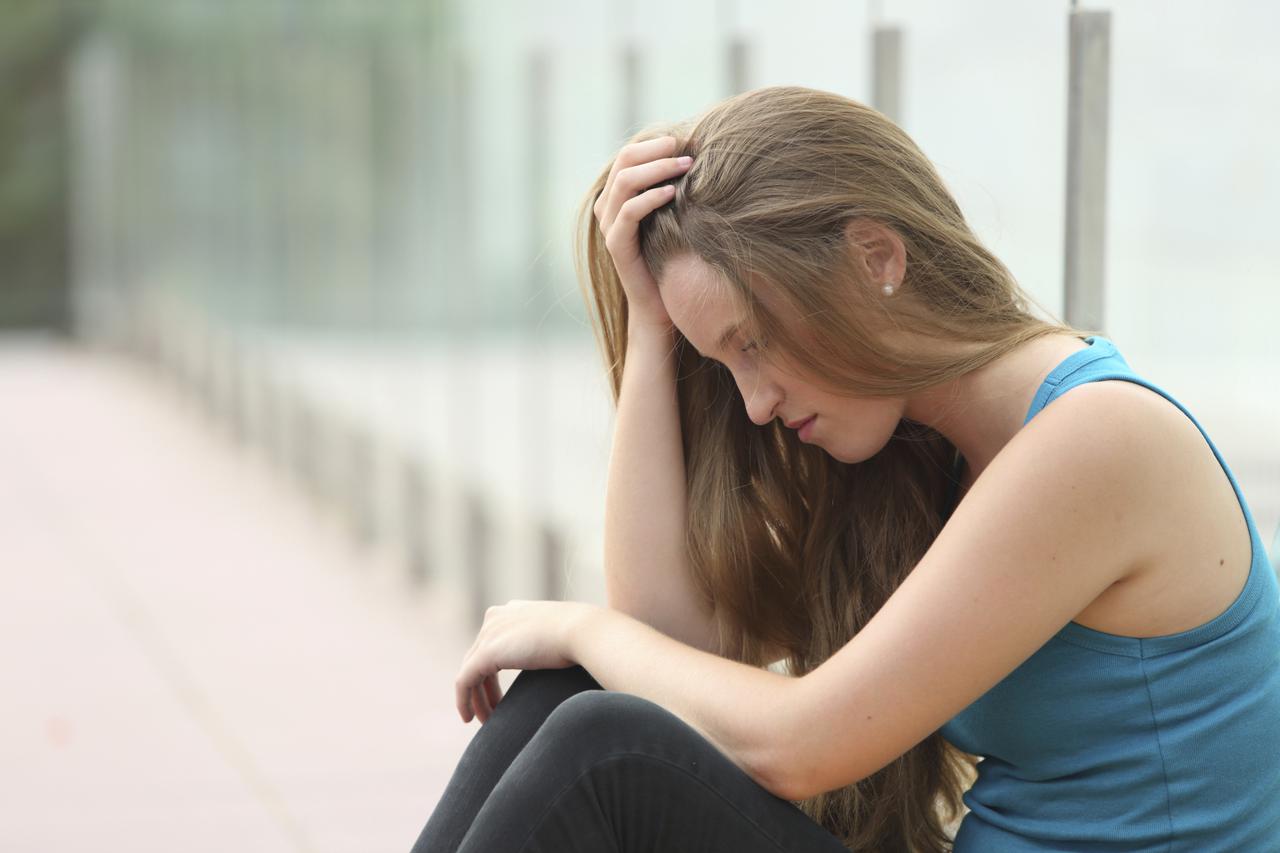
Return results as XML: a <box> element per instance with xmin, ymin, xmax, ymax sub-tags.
<box><xmin>411</xmin><ymin>86</ymin><xmax>1280</xmax><ymax>852</ymax></box>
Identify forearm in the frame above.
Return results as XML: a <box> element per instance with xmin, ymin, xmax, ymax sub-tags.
<box><xmin>603</xmin><ymin>322</ymin><xmax>717</xmax><ymax>651</ymax></box>
<box><xmin>568</xmin><ymin>603</ymin><xmax>801</xmax><ymax>800</ymax></box>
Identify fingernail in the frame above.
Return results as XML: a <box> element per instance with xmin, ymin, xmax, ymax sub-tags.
<box><xmin>677</xmin><ymin>156</ymin><xmax>693</xmax><ymax>166</ymax></box>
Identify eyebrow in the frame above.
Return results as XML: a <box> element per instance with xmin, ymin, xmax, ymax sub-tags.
<box><xmin>716</xmin><ymin>323</ymin><xmax>742</xmax><ymax>352</ymax></box>
<box><xmin>692</xmin><ymin>322</ymin><xmax>742</xmax><ymax>359</ymax></box>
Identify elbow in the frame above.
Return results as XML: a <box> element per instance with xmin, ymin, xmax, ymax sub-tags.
<box><xmin>766</xmin><ymin>719</ymin><xmax>883</xmax><ymax>803</ymax></box>
<box><xmin>763</xmin><ymin>754</ymin><xmax>823</xmax><ymax>804</ymax></box>
<box><xmin>734</xmin><ymin>734</ymin><xmax>801</xmax><ymax>802</ymax></box>
<box><xmin>766</xmin><ymin>751</ymin><xmax>856</xmax><ymax>804</ymax></box>
<box><xmin>759</xmin><ymin>761</ymin><xmax>808</xmax><ymax>804</ymax></box>
<box><xmin>753</xmin><ymin>677</ymin><xmax>828</xmax><ymax>803</ymax></box>
<box><xmin>759</xmin><ymin>676</ymin><xmax>872</xmax><ymax>803</ymax></box>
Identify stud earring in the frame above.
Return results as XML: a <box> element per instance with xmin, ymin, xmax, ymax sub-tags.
<box><xmin>882</xmin><ymin>282</ymin><xmax>896</xmax><ymax>296</ymax></box>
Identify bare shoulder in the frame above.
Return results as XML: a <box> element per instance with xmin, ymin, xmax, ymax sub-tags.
<box><xmin>976</xmin><ymin>378</ymin><xmax>1190</xmax><ymax>585</ymax></box>
<box><xmin>1038</xmin><ymin>376</ymin><xmax>1223</xmax><ymax>500</ymax></box>
<box><xmin>1019</xmin><ymin>377</ymin><xmax>1253</xmax><ymax>636</ymax></box>
<box><xmin>1033</xmin><ymin>376</ymin><xmax>1209</xmax><ymax>469</ymax></box>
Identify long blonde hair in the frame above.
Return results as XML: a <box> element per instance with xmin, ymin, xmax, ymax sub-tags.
<box><xmin>574</xmin><ymin>85</ymin><xmax>1097</xmax><ymax>851</ymax></box>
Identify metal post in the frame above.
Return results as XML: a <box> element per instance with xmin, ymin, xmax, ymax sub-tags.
<box><xmin>621</xmin><ymin>40</ymin><xmax>642</xmax><ymax>135</ymax></box>
<box><xmin>447</xmin><ymin>47</ymin><xmax>487</xmax><ymax>619</ymax></box>
<box><xmin>402</xmin><ymin>456</ymin><xmax>431</xmax><ymax>584</ymax></box>
<box><xmin>541</xmin><ymin>523</ymin><xmax>566</xmax><ymax>602</ymax></box>
<box><xmin>871</xmin><ymin>26</ymin><xmax>903</xmax><ymax>123</ymax></box>
<box><xmin>346</xmin><ymin>425</ymin><xmax>376</xmax><ymax>545</ymax></box>
<box><xmin>726</xmin><ymin>37</ymin><xmax>750</xmax><ymax>96</ymax></box>
<box><xmin>615</xmin><ymin>0</ymin><xmax>642</xmax><ymax>134</ymax></box>
<box><xmin>524</xmin><ymin>47</ymin><xmax>557</xmax><ymax>600</ymax></box>
<box><xmin>465</xmin><ymin>491</ymin><xmax>491</xmax><ymax>632</ymax></box>
<box><xmin>290</xmin><ymin>393</ymin><xmax>318</xmax><ymax>500</ymax></box>
<box><xmin>1063</xmin><ymin>7</ymin><xmax>1111</xmax><ymax>331</ymax></box>
<box><xmin>718</xmin><ymin>0</ymin><xmax>750</xmax><ymax>96</ymax></box>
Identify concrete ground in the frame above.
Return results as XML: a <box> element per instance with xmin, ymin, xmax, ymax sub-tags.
<box><xmin>0</xmin><ymin>336</ymin><xmax>482</xmax><ymax>853</ymax></box>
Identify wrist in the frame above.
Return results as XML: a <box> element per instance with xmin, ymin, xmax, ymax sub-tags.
<box><xmin>566</xmin><ymin>602</ymin><xmax>611</xmax><ymax>662</ymax></box>
<box><xmin>627</xmin><ymin>316</ymin><xmax>675</xmax><ymax>348</ymax></box>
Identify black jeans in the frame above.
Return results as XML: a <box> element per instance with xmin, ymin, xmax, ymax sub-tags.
<box><xmin>408</xmin><ymin>665</ymin><xmax>849</xmax><ymax>852</ymax></box>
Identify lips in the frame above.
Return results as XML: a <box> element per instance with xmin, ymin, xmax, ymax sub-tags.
<box><xmin>785</xmin><ymin>415</ymin><xmax>816</xmax><ymax>431</ymax></box>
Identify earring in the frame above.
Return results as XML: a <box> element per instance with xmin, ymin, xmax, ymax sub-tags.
<box><xmin>882</xmin><ymin>282</ymin><xmax>896</xmax><ymax>296</ymax></box>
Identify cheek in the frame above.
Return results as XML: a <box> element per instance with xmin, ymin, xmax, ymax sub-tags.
<box><xmin>861</xmin><ymin>399</ymin><xmax>906</xmax><ymax>438</ymax></box>
<box><xmin>826</xmin><ymin>398</ymin><xmax>904</xmax><ymax>461</ymax></box>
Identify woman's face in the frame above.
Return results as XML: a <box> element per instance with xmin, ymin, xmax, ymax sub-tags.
<box><xmin>658</xmin><ymin>253</ymin><xmax>906</xmax><ymax>464</ymax></box>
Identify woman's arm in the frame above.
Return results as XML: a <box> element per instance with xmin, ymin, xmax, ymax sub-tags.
<box><xmin>773</xmin><ymin>382</ymin><xmax>1157</xmax><ymax>799</ymax></box>
<box><xmin>567</xmin><ymin>382</ymin><xmax>1160</xmax><ymax>803</ymax></box>
<box><xmin>603</xmin><ymin>320</ymin><xmax>721</xmax><ymax>654</ymax></box>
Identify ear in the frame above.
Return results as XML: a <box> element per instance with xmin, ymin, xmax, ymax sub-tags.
<box><xmin>843</xmin><ymin>218</ymin><xmax>907</xmax><ymax>291</ymax></box>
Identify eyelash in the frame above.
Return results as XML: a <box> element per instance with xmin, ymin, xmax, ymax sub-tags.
<box><xmin>740</xmin><ymin>339</ymin><xmax>761</xmax><ymax>354</ymax></box>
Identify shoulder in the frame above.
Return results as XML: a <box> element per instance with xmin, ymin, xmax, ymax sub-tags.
<box><xmin>986</xmin><ymin>377</ymin><xmax>1189</xmax><ymax>577</ymax></box>
<box><xmin>1033</xmin><ymin>377</ymin><xmax>1202</xmax><ymax>469</ymax></box>
<box><xmin>1043</xmin><ymin>375</ymin><xmax>1181</xmax><ymax>425</ymax></box>
<box><xmin>1008</xmin><ymin>376</ymin><xmax>1179</xmax><ymax>470</ymax></box>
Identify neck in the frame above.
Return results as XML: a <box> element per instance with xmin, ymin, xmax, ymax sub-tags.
<box><xmin>902</xmin><ymin>333</ymin><xmax>1087</xmax><ymax>490</ymax></box>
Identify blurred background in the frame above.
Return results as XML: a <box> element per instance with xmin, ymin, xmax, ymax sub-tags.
<box><xmin>1</xmin><ymin>0</ymin><xmax>1276</xmax><ymax>850</ymax></box>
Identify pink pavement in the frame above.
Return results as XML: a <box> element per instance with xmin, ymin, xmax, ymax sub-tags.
<box><xmin>0</xmin><ymin>336</ymin><xmax>483</xmax><ymax>853</ymax></box>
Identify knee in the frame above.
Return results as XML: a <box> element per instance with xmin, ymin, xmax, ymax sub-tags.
<box><xmin>547</xmin><ymin>687</ymin><xmax>652</xmax><ymax>723</ymax></box>
<box><xmin>501</xmin><ymin>665</ymin><xmax>601</xmax><ymax>709</ymax></box>
<box><xmin>537</xmin><ymin>690</ymin><xmax>679</xmax><ymax>756</ymax></box>
<box><xmin>511</xmin><ymin>664</ymin><xmax>599</xmax><ymax>694</ymax></box>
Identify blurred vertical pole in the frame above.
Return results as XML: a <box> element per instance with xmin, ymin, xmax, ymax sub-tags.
<box><xmin>399</xmin><ymin>7</ymin><xmax>439</xmax><ymax>579</ymax></box>
<box><xmin>354</xmin><ymin>16</ymin><xmax>401</xmax><ymax>548</ymax></box>
<box><xmin>348</xmin><ymin>16</ymin><xmax>376</xmax><ymax>333</ymax></box>
<box><xmin>269</xmin><ymin>13</ymin><xmax>299</xmax><ymax>475</ymax></box>
<box><xmin>447</xmin><ymin>43</ymin><xmax>490</xmax><ymax>630</ymax></box>
<box><xmin>619</xmin><ymin>14</ymin><xmax>642</xmax><ymax>135</ymax></box>
<box><xmin>232</xmin><ymin>12</ymin><xmax>266</xmax><ymax>450</ymax></box>
<box><xmin>67</xmin><ymin>32</ymin><xmax>126</xmax><ymax>347</ymax></box>
<box><xmin>277</xmin><ymin>16</ymin><xmax>307</xmax><ymax>493</ymax></box>
<box><xmin>1063</xmin><ymin>3</ymin><xmax>1110</xmax><ymax>331</ymax></box>
<box><xmin>224</xmin><ymin>16</ymin><xmax>252</xmax><ymax>446</ymax></box>
<box><xmin>719</xmin><ymin>0</ymin><xmax>750</xmax><ymax>95</ymax></box>
<box><xmin>298</xmin><ymin>11</ymin><xmax>343</xmax><ymax>505</ymax></box>
<box><xmin>195</xmin><ymin>35</ymin><xmax>221</xmax><ymax>417</ymax></box>
<box><xmin>281</xmin><ymin>16</ymin><xmax>307</xmax><ymax>329</ymax></box>
<box><xmin>402</xmin><ymin>0</ymin><xmax>451</xmax><ymax>588</ymax></box>
<box><xmin>117</xmin><ymin>41</ymin><xmax>142</xmax><ymax>357</ymax></box>
<box><xmin>209</xmin><ymin>26</ymin><xmax>238</xmax><ymax>434</ymax></box>
<box><xmin>522</xmin><ymin>46</ymin><xmax>563</xmax><ymax>601</ymax></box>
<box><xmin>156</xmin><ymin>33</ymin><xmax>181</xmax><ymax>383</ymax></box>
<box><xmin>870</xmin><ymin>23</ymin><xmax>903</xmax><ymax>124</ymax></box>
<box><xmin>256</xmin><ymin>15</ymin><xmax>289</xmax><ymax>471</ymax></box>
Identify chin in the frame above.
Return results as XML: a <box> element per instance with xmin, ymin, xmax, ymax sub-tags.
<box><xmin>826</xmin><ymin>447</ymin><xmax>877</xmax><ymax>465</ymax></box>
<box><xmin>823</xmin><ymin>428</ymin><xmax>897</xmax><ymax>465</ymax></box>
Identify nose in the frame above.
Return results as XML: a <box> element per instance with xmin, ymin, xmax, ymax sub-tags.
<box><xmin>739</xmin><ymin>376</ymin><xmax>781</xmax><ymax>426</ymax></box>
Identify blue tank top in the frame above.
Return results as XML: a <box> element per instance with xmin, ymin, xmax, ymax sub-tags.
<box><xmin>937</xmin><ymin>335</ymin><xmax>1280</xmax><ymax>852</ymax></box>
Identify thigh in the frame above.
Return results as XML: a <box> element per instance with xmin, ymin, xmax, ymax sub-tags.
<box><xmin>410</xmin><ymin>666</ymin><xmax>603</xmax><ymax>853</ymax></box>
<box><xmin>455</xmin><ymin>690</ymin><xmax>848</xmax><ymax>853</ymax></box>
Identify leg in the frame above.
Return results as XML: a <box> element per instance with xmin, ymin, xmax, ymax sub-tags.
<box><xmin>454</xmin><ymin>690</ymin><xmax>848</xmax><ymax>853</ymax></box>
<box><xmin>410</xmin><ymin>665</ymin><xmax>603</xmax><ymax>853</ymax></box>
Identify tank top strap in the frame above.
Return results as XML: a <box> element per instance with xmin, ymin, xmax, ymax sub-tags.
<box><xmin>1023</xmin><ymin>335</ymin><xmax>1127</xmax><ymax>426</ymax></box>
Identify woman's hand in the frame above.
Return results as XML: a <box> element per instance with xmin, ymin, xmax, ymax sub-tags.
<box><xmin>454</xmin><ymin>600</ymin><xmax>601</xmax><ymax>724</ymax></box>
<box><xmin>592</xmin><ymin>135</ymin><xmax>693</xmax><ymax>334</ymax></box>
